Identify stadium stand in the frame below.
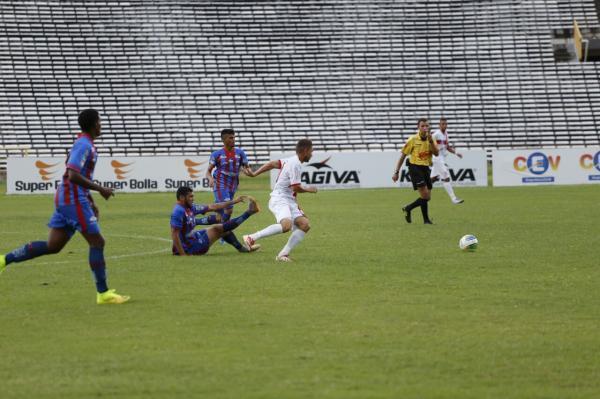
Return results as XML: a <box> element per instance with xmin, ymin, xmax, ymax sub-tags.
<box><xmin>1</xmin><ymin>0</ymin><xmax>600</xmax><ymax>168</ymax></box>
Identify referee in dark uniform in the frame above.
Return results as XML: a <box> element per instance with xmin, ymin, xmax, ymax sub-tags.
<box><xmin>392</xmin><ymin>118</ymin><xmax>439</xmax><ymax>224</ymax></box>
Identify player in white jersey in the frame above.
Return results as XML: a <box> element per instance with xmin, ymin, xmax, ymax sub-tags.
<box><xmin>243</xmin><ymin>139</ymin><xmax>318</xmax><ymax>262</ymax></box>
<box><xmin>430</xmin><ymin>118</ymin><xmax>464</xmax><ymax>204</ymax></box>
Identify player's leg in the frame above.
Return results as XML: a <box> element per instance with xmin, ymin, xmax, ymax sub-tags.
<box><xmin>417</xmin><ymin>186</ymin><xmax>433</xmax><ymax>224</ymax></box>
<box><xmin>243</xmin><ymin>198</ymin><xmax>291</xmax><ymax>247</ymax></box>
<box><xmin>207</xmin><ymin>196</ymin><xmax>260</xmax><ymax>245</ymax></box>
<box><xmin>276</xmin><ymin>208</ymin><xmax>310</xmax><ymax>261</ymax></box>
<box><xmin>441</xmin><ymin>176</ymin><xmax>463</xmax><ymax>204</ymax></box>
<box><xmin>1</xmin><ymin>207</ymin><xmax>76</xmax><ymax>273</ymax></box>
<box><xmin>77</xmin><ymin>202</ymin><xmax>129</xmax><ymax>304</ymax></box>
<box><xmin>1</xmin><ymin>227</ymin><xmax>71</xmax><ymax>275</ymax></box>
<box><xmin>436</xmin><ymin>161</ymin><xmax>462</xmax><ymax>204</ymax></box>
<box><xmin>402</xmin><ymin>165</ymin><xmax>431</xmax><ymax>223</ymax></box>
<box><xmin>195</xmin><ymin>213</ymin><xmax>221</xmax><ymax>226</ymax></box>
<box><xmin>218</xmin><ymin>190</ymin><xmax>252</xmax><ymax>252</ymax></box>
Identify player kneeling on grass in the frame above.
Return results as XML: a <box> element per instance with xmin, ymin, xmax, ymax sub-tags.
<box><xmin>170</xmin><ymin>187</ymin><xmax>260</xmax><ymax>256</ymax></box>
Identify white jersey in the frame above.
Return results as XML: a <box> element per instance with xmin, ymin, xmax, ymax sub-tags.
<box><xmin>431</xmin><ymin>129</ymin><xmax>450</xmax><ymax>159</ymax></box>
<box><xmin>271</xmin><ymin>155</ymin><xmax>303</xmax><ymax>201</ymax></box>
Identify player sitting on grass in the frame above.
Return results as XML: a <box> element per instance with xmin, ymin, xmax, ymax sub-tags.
<box><xmin>170</xmin><ymin>187</ymin><xmax>260</xmax><ymax>256</ymax></box>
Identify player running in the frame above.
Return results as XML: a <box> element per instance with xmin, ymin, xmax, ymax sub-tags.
<box><xmin>0</xmin><ymin>109</ymin><xmax>129</xmax><ymax>304</ymax></box>
<box><xmin>205</xmin><ymin>128</ymin><xmax>256</xmax><ymax>252</ymax></box>
<box><xmin>171</xmin><ymin>187</ymin><xmax>260</xmax><ymax>256</ymax></box>
<box><xmin>243</xmin><ymin>139</ymin><xmax>317</xmax><ymax>262</ymax></box>
<box><xmin>430</xmin><ymin>118</ymin><xmax>464</xmax><ymax>204</ymax></box>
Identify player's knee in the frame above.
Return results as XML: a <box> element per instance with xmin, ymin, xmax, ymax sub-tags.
<box><xmin>280</xmin><ymin>219</ymin><xmax>292</xmax><ymax>232</ymax></box>
<box><xmin>296</xmin><ymin>219</ymin><xmax>310</xmax><ymax>232</ymax></box>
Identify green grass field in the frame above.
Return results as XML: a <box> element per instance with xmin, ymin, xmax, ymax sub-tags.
<box><xmin>1</xmin><ymin>176</ymin><xmax>599</xmax><ymax>399</ymax></box>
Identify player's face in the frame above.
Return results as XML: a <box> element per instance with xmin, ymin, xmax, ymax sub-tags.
<box><xmin>439</xmin><ymin>120</ymin><xmax>447</xmax><ymax>131</ymax></box>
<box><xmin>300</xmin><ymin>146</ymin><xmax>313</xmax><ymax>162</ymax></box>
<box><xmin>93</xmin><ymin>118</ymin><xmax>102</xmax><ymax>138</ymax></box>
<box><xmin>418</xmin><ymin>121</ymin><xmax>430</xmax><ymax>138</ymax></box>
<box><xmin>222</xmin><ymin>134</ymin><xmax>235</xmax><ymax>149</ymax></box>
<box><xmin>182</xmin><ymin>192</ymin><xmax>194</xmax><ymax>207</ymax></box>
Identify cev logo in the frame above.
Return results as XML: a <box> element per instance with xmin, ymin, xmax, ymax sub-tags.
<box><xmin>35</xmin><ymin>160</ymin><xmax>60</xmax><ymax>181</ymax></box>
<box><xmin>579</xmin><ymin>151</ymin><xmax>600</xmax><ymax>172</ymax></box>
<box><xmin>513</xmin><ymin>152</ymin><xmax>560</xmax><ymax>175</ymax></box>
<box><xmin>184</xmin><ymin>159</ymin><xmax>206</xmax><ymax>179</ymax></box>
<box><xmin>110</xmin><ymin>160</ymin><xmax>134</xmax><ymax>180</ymax></box>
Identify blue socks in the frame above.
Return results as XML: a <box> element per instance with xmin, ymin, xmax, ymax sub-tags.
<box><xmin>5</xmin><ymin>241</ymin><xmax>49</xmax><ymax>265</ymax></box>
<box><xmin>222</xmin><ymin>212</ymin><xmax>251</xmax><ymax>232</ymax></box>
<box><xmin>89</xmin><ymin>247</ymin><xmax>108</xmax><ymax>293</ymax></box>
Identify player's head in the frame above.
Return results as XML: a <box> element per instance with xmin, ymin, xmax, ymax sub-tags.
<box><xmin>78</xmin><ymin>109</ymin><xmax>101</xmax><ymax>137</ymax></box>
<box><xmin>176</xmin><ymin>186</ymin><xmax>194</xmax><ymax>207</ymax></box>
<box><xmin>439</xmin><ymin>118</ymin><xmax>447</xmax><ymax>131</ymax></box>
<box><xmin>296</xmin><ymin>139</ymin><xmax>313</xmax><ymax>162</ymax></box>
<box><xmin>221</xmin><ymin>128</ymin><xmax>235</xmax><ymax>149</ymax></box>
<box><xmin>417</xmin><ymin>118</ymin><xmax>430</xmax><ymax>138</ymax></box>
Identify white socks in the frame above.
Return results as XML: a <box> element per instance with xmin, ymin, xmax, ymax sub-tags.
<box><xmin>443</xmin><ymin>181</ymin><xmax>457</xmax><ymax>201</ymax></box>
<box><xmin>250</xmin><ymin>224</ymin><xmax>283</xmax><ymax>241</ymax></box>
<box><xmin>278</xmin><ymin>229</ymin><xmax>306</xmax><ymax>257</ymax></box>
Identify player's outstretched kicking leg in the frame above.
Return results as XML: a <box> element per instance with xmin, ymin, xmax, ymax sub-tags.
<box><xmin>181</xmin><ymin>196</ymin><xmax>261</xmax><ymax>256</ymax></box>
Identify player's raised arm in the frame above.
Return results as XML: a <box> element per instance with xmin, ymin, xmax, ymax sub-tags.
<box><xmin>205</xmin><ymin>196</ymin><xmax>245</xmax><ymax>212</ymax></box>
<box><xmin>250</xmin><ymin>160</ymin><xmax>281</xmax><ymax>177</ymax></box>
<box><xmin>67</xmin><ymin>169</ymin><xmax>114</xmax><ymax>200</ymax></box>
<box><xmin>171</xmin><ymin>227</ymin><xmax>187</xmax><ymax>256</ymax></box>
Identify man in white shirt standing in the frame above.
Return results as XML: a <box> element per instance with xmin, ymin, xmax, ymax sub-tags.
<box><xmin>243</xmin><ymin>139</ymin><xmax>318</xmax><ymax>262</ymax></box>
<box><xmin>431</xmin><ymin>118</ymin><xmax>464</xmax><ymax>204</ymax></box>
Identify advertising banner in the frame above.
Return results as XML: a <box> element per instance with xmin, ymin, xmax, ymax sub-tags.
<box><xmin>7</xmin><ymin>156</ymin><xmax>211</xmax><ymax>194</ymax></box>
<box><xmin>269</xmin><ymin>150</ymin><xmax>488</xmax><ymax>189</ymax></box>
<box><xmin>492</xmin><ymin>148</ymin><xmax>600</xmax><ymax>186</ymax></box>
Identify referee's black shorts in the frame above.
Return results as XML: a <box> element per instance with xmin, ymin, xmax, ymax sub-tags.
<box><xmin>407</xmin><ymin>161</ymin><xmax>432</xmax><ymax>191</ymax></box>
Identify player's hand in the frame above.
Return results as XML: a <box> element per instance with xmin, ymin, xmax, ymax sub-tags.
<box><xmin>99</xmin><ymin>187</ymin><xmax>114</xmax><ymax>200</ymax></box>
<box><xmin>310</xmin><ymin>186</ymin><xmax>318</xmax><ymax>193</ymax></box>
<box><xmin>237</xmin><ymin>195</ymin><xmax>248</xmax><ymax>203</ymax></box>
<box><xmin>208</xmin><ymin>176</ymin><xmax>214</xmax><ymax>189</ymax></box>
<box><xmin>91</xmin><ymin>203</ymin><xmax>100</xmax><ymax>219</ymax></box>
<box><xmin>392</xmin><ymin>172</ymin><xmax>399</xmax><ymax>183</ymax></box>
<box><xmin>457</xmin><ymin>153</ymin><xmax>463</xmax><ymax>159</ymax></box>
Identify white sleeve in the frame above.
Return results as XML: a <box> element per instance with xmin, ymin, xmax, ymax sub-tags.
<box><xmin>289</xmin><ymin>163</ymin><xmax>302</xmax><ymax>186</ymax></box>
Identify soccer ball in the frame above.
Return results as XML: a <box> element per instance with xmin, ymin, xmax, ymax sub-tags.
<box><xmin>459</xmin><ymin>234</ymin><xmax>478</xmax><ymax>251</ymax></box>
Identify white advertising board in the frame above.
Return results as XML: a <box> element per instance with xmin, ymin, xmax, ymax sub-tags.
<box><xmin>7</xmin><ymin>156</ymin><xmax>212</xmax><ymax>194</ymax></box>
<box><xmin>269</xmin><ymin>151</ymin><xmax>488</xmax><ymax>189</ymax></box>
<box><xmin>492</xmin><ymin>148</ymin><xmax>600</xmax><ymax>186</ymax></box>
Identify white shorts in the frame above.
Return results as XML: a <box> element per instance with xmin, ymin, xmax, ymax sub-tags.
<box><xmin>431</xmin><ymin>158</ymin><xmax>450</xmax><ymax>180</ymax></box>
<box><xmin>269</xmin><ymin>196</ymin><xmax>305</xmax><ymax>223</ymax></box>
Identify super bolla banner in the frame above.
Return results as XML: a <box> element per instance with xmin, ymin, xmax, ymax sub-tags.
<box><xmin>269</xmin><ymin>150</ymin><xmax>488</xmax><ymax>189</ymax></box>
<box><xmin>492</xmin><ymin>148</ymin><xmax>600</xmax><ymax>186</ymax></box>
<box><xmin>7</xmin><ymin>156</ymin><xmax>212</xmax><ymax>194</ymax></box>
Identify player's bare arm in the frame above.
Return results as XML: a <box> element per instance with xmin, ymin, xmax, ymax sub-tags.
<box><xmin>448</xmin><ymin>145</ymin><xmax>462</xmax><ymax>158</ymax></box>
<box><xmin>392</xmin><ymin>153</ymin><xmax>407</xmax><ymax>182</ymax></box>
<box><xmin>251</xmin><ymin>160</ymin><xmax>280</xmax><ymax>177</ymax></box>
<box><xmin>171</xmin><ymin>228</ymin><xmax>187</xmax><ymax>256</ymax></box>
<box><xmin>292</xmin><ymin>184</ymin><xmax>317</xmax><ymax>194</ymax></box>
<box><xmin>205</xmin><ymin>164</ymin><xmax>215</xmax><ymax>188</ymax></box>
<box><xmin>206</xmin><ymin>197</ymin><xmax>245</xmax><ymax>212</ymax></box>
<box><xmin>241</xmin><ymin>165</ymin><xmax>255</xmax><ymax>177</ymax></box>
<box><xmin>67</xmin><ymin>169</ymin><xmax>114</xmax><ymax>200</ymax></box>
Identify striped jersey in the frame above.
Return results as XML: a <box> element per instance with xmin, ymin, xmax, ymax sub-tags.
<box><xmin>55</xmin><ymin>133</ymin><xmax>97</xmax><ymax>207</ymax></box>
<box><xmin>170</xmin><ymin>203</ymin><xmax>209</xmax><ymax>252</ymax></box>
<box><xmin>209</xmin><ymin>147</ymin><xmax>248</xmax><ymax>193</ymax></box>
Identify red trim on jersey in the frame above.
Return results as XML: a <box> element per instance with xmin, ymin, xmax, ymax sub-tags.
<box><xmin>63</xmin><ymin>177</ymin><xmax>71</xmax><ymax>205</ymax></box>
<box><xmin>73</xmin><ymin>186</ymin><xmax>87</xmax><ymax>232</ymax></box>
<box><xmin>275</xmin><ymin>160</ymin><xmax>284</xmax><ymax>183</ymax></box>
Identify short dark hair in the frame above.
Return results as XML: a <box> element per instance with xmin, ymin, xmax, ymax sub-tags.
<box><xmin>296</xmin><ymin>139</ymin><xmax>313</xmax><ymax>153</ymax></box>
<box><xmin>78</xmin><ymin>109</ymin><xmax>100</xmax><ymax>132</ymax></box>
<box><xmin>417</xmin><ymin>118</ymin><xmax>429</xmax><ymax>126</ymax></box>
<box><xmin>221</xmin><ymin>128</ymin><xmax>235</xmax><ymax>139</ymax></box>
<box><xmin>176</xmin><ymin>186</ymin><xmax>193</xmax><ymax>200</ymax></box>
<box><xmin>439</xmin><ymin>117</ymin><xmax>447</xmax><ymax>122</ymax></box>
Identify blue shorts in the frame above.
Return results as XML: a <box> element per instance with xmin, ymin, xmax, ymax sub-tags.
<box><xmin>185</xmin><ymin>230</ymin><xmax>210</xmax><ymax>255</ymax></box>
<box><xmin>213</xmin><ymin>188</ymin><xmax>236</xmax><ymax>209</ymax></box>
<box><xmin>48</xmin><ymin>204</ymin><xmax>100</xmax><ymax>236</ymax></box>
